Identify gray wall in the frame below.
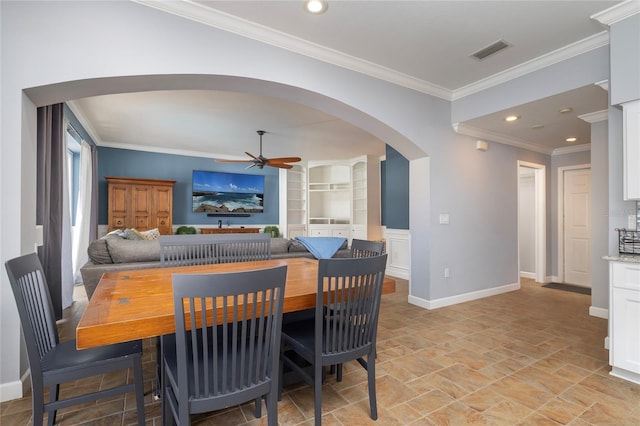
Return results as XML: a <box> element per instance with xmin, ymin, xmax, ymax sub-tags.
<box><xmin>383</xmin><ymin>145</ymin><xmax>409</xmax><ymax>229</ymax></box>
<box><xmin>519</xmin><ymin>171</ymin><xmax>535</xmax><ymax>275</ymax></box>
<box><xmin>591</xmin><ymin>119</ymin><xmax>610</xmax><ymax>311</ymax></box>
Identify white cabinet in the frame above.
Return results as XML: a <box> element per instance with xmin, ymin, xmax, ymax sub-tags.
<box><xmin>623</xmin><ymin>100</ymin><xmax>640</xmax><ymax>200</ymax></box>
<box><xmin>609</xmin><ymin>261</ymin><xmax>640</xmax><ymax>384</ymax></box>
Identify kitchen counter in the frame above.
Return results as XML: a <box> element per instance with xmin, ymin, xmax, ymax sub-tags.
<box><xmin>603</xmin><ymin>254</ymin><xmax>640</xmax><ymax>263</ymax></box>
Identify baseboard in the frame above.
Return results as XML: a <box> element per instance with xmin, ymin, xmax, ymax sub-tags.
<box><xmin>0</xmin><ymin>375</ymin><xmax>25</xmax><ymax>403</ymax></box>
<box><xmin>408</xmin><ymin>282</ymin><xmax>520</xmax><ymax>310</ymax></box>
<box><xmin>589</xmin><ymin>306</ymin><xmax>608</xmax><ymax>319</ymax></box>
<box><xmin>386</xmin><ymin>266</ymin><xmax>409</xmax><ymax>280</ymax></box>
<box><xmin>520</xmin><ymin>271</ymin><xmax>536</xmax><ymax>279</ymax></box>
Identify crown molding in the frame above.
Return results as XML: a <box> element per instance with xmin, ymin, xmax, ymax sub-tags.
<box><xmin>579</xmin><ymin>109</ymin><xmax>608</xmax><ymax>123</ymax></box>
<box><xmin>552</xmin><ymin>143</ymin><xmax>592</xmax><ymax>156</ymax></box>
<box><xmin>133</xmin><ymin>0</ymin><xmax>452</xmax><ymax>100</ymax></box>
<box><xmin>99</xmin><ymin>140</ymin><xmax>244</xmax><ymax>160</ymax></box>
<box><xmin>452</xmin><ymin>123</ymin><xmax>553</xmax><ymax>155</ymax></box>
<box><xmin>452</xmin><ymin>31</ymin><xmax>610</xmax><ymax>100</ymax></box>
<box><xmin>591</xmin><ymin>0</ymin><xmax>640</xmax><ymax>26</ymax></box>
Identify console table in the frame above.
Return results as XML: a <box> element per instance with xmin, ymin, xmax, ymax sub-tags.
<box><xmin>201</xmin><ymin>228</ymin><xmax>260</xmax><ymax>234</ymax></box>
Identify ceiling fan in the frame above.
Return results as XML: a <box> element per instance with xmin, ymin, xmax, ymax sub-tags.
<box><xmin>216</xmin><ymin>130</ymin><xmax>302</xmax><ymax>169</ymax></box>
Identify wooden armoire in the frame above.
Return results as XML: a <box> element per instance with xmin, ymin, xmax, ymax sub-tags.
<box><xmin>106</xmin><ymin>176</ymin><xmax>176</xmax><ymax>235</ymax></box>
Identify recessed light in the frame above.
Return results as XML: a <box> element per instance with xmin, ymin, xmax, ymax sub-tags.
<box><xmin>566</xmin><ymin>137</ymin><xmax>578</xmax><ymax>142</ymax></box>
<box><xmin>531</xmin><ymin>124</ymin><xmax>544</xmax><ymax>130</ymax></box>
<box><xmin>559</xmin><ymin>107</ymin><xmax>573</xmax><ymax>114</ymax></box>
<box><xmin>504</xmin><ymin>115</ymin><xmax>520</xmax><ymax>122</ymax></box>
<box><xmin>305</xmin><ymin>0</ymin><xmax>328</xmax><ymax>14</ymax></box>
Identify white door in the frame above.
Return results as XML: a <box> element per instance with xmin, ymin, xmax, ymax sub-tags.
<box><xmin>563</xmin><ymin>168</ymin><xmax>591</xmax><ymax>287</ymax></box>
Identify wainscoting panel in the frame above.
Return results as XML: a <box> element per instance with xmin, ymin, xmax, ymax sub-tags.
<box><xmin>384</xmin><ymin>228</ymin><xmax>410</xmax><ymax>279</ymax></box>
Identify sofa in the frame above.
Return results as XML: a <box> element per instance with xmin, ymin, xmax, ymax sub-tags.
<box><xmin>80</xmin><ymin>234</ymin><xmax>350</xmax><ymax>299</ymax></box>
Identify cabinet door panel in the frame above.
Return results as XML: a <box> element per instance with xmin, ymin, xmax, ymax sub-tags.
<box><xmin>612</xmin><ymin>287</ymin><xmax>640</xmax><ymax>374</ymax></box>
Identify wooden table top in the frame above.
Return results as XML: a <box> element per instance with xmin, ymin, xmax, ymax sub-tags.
<box><xmin>76</xmin><ymin>257</ymin><xmax>395</xmax><ymax>349</ymax></box>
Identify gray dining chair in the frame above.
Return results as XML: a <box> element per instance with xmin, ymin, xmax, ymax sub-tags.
<box><xmin>280</xmin><ymin>254</ymin><xmax>388</xmax><ymax>425</ymax></box>
<box><xmin>4</xmin><ymin>253</ymin><xmax>145</xmax><ymax>426</ymax></box>
<box><xmin>159</xmin><ymin>233</ymin><xmax>271</xmax><ymax>267</ymax></box>
<box><xmin>328</xmin><ymin>238</ymin><xmax>385</xmax><ymax>380</ymax></box>
<box><xmin>155</xmin><ymin>233</ymin><xmax>273</xmax><ymax>398</ymax></box>
<box><xmin>161</xmin><ymin>266</ymin><xmax>287</xmax><ymax>426</ymax></box>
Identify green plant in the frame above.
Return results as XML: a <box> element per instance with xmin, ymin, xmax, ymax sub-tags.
<box><xmin>175</xmin><ymin>226</ymin><xmax>196</xmax><ymax>235</ymax></box>
<box><xmin>263</xmin><ymin>226</ymin><xmax>280</xmax><ymax>238</ymax></box>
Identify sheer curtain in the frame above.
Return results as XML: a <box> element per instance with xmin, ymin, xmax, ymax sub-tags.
<box><xmin>72</xmin><ymin>141</ymin><xmax>93</xmax><ymax>284</ymax></box>
<box><xmin>61</xmin><ymin>119</ymin><xmax>74</xmax><ymax>309</ymax></box>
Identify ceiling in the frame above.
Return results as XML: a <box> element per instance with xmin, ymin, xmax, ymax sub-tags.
<box><xmin>69</xmin><ymin>0</ymin><xmax>623</xmax><ymax>162</ymax></box>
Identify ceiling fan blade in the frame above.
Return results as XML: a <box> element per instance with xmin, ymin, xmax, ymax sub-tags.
<box><xmin>267</xmin><ymin>162</ymin><xmax>294</xmax><ymax>169</ymax></box>
<box><xmin>245</xmin><ymin>151</ymin><xmax>258</xmax><ymax>160</ymax></box>
<box><xmin>267</xmin><ymin>157</ymin><xmax>302</xmax><ymax>164</ymax></box>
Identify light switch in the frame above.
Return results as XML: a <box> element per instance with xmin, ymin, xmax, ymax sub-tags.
<box><xmin>439</xmin><ymin>213</ymin><xmax>450</xmax><ymax>225</ymax></box>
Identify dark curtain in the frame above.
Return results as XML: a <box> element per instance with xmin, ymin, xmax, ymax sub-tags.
<box><xmin>36</xmin><ymin>104</ymin><xmax>65</xmax><ymax>320</ymax></box>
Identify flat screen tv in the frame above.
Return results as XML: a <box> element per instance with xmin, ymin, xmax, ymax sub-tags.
<box><xmin>192</xmin><ymin>170</ymin><xmax>264</xmax><ymax>214</ymax></box>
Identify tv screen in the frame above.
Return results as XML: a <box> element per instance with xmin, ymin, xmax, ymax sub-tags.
<box><xmin>192</xmin><ymin>170</ymin><xmax>265</xmax><ymax>214</ymax></box>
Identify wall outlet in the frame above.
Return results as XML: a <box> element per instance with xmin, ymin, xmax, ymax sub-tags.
<box><xmin>444</xmin><ymin>267</ymin><xmax>450</xmax><ymax>278</ymax></box>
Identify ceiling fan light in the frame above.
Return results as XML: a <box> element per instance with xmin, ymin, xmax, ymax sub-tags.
<box><xmin>305</xmin><ymin>0</ymin><xmax>328</xmax><ymax>14</ymax></box>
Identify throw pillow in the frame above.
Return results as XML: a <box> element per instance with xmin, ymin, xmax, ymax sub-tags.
<box><xmin>123</xmin><ymin>228</ymin><xmax>143</xmax><ymax>240</ymax></box>
<box><xmin>138</xmin><ymin>228</ymin><xmax>160</xmax><ymax>240</ymax></box>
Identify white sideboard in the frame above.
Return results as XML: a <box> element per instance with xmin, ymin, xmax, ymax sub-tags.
<box><xmin>608</xmin><ymin>259</ymin><xmax>640</xmax><ymax>384</ymax></box>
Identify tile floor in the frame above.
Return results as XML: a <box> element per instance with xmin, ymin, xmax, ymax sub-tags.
<box><xmin>2</xmin><ymin>278</ymin><xmax>640</xmax><ymax>425</ymax></box>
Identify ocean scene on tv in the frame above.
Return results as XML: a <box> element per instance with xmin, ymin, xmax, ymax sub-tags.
<box><xmin>192</xmin><ymin>170</ymin><xmax>264</xmax><ymax>213</ymax></box>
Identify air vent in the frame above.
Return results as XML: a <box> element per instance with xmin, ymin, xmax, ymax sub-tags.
<box><xmin>471</xmin><ymin>39</ymin><xmax>511</xmax><ymax>61</ymax></box>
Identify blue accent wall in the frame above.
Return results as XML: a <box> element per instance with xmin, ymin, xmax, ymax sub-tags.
<box><xmin>383</xmin><ymin>145</ymin><xmax>409</xmax><ymax>229</ymax></box>
<box><xmin>97</xmin><ymin>147</ymin><xmax>279</xmax><ymax>227</ymax></box>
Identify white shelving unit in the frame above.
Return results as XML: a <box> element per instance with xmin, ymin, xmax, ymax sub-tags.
<box><xmin>284</xmin><ymin>165</ymin><xmax>307</xmax><ymax>238</ymax></box>
<box><xmin>305</xmin><ymin>157</ymin><xmax>382</xmax><ymax>242</ymax></box>
<box><xmin>307</xmin><ymin>162</ymin><xmax>351</xmax><ymax>237</ymax></box>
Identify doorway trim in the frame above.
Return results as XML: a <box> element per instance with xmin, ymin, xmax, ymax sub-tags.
<box><xmin>518</xmin><ymin>161</ymin><xmax>546</xmax><ymax>283</ymax></box>
<box><xmin>557</xmin><ymin>163</ymin><xmax>591</xmax><ymax>284</ymax></box>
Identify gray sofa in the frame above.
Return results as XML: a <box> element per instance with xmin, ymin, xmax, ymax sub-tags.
<box><xmin>80</xmin><ymin>235</ymin><xmax>350</xmax><ymax>299</ymax></box>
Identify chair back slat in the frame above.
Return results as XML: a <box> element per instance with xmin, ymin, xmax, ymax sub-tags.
<box><xmin>5</xmin><ymin>254</ymin><xmax>58</xmax><ymax>367</ymax></box>
<box><xmin>172</xmin><ymin>266</ymin><xmax>286</xmax><ymax>403</ymax></box>
<box><xmin>160</xmin><ymin>234</ymin><xmax>271</xmax><ymax>267</ymax></box>
<box><xmin>317</xmin><ymin>255</ymin><xmax>387</xmax><ymax>359</ymax></box>
<box><xmin>350</xmin><ymin>239</ymin><xmax>385</xmax><ymax>259</ymax></box>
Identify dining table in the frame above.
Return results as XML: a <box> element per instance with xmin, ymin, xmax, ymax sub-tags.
<box><xmin>76</xmin><ymin>257</ymin><xmax>396</xmax><ymax>349</ymax></box>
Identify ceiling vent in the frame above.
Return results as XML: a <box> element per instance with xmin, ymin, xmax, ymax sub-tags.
<box><xmin>471</xmin><ymin>39</ymin><xmax>511</xmax><ymax>61</ymax></box>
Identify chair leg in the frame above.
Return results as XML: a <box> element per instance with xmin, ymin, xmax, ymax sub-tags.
<box><xmin>254</xmin><ymin>397</ymin><xmax>262</xmax><ymax>418</ymax></box>
<box><xmin>32</xmin><ymin>385</ymin><xmax>45</xmax><ymax>426</ymax></box>
<box><xmin>47</xmin><ymin>383</ymin><xmax>59</xmax><ymax>426</ymax></box>
<box><xmin>314</xmin><ymin>363</ymin><xmax>323</xmax><ymax>426</ymax></box>
<box><xmin>336</xmin><ymin>363</ymin><xmax>343</xmax><ymax>382</ymax></box>
<box><xmin>266</xmin><ymin>390</ymin><xmax>278</xmax><ymax>426</ymax></box>
<box><xmin>133</xmin><ymin>354</ymin><xmax>146</xmax><ymax>425</ymax></box>
<box><xmin>367</xmin><ymin>354</ymin><xmax>378</xmax><ymax>420</ymax></box>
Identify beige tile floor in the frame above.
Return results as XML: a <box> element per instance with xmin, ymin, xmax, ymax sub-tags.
<box><xmin>2</xmin><ymin>278</ymin><xmax>640</xmax><ymax>425</ymax></box>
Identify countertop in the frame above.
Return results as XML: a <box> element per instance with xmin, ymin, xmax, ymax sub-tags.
<box><xmin>603</xmin><ymin>254</ymin><xmax>640</xmax><ymax>263</ymax></box>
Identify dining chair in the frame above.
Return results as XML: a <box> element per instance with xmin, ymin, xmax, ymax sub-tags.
<box><xmin>159</xmin><ymin>233</ymin><xmax>271</xmax><ymax>267</ymax></box>
<box><xmin>350</xmin><ymin>238</ymin><xmax>385</xmax><ymax>258</ymax></box>
<box><xmin>329</xmin><ymin>238</ymin><xmax>385</xmax><ymax>380</ymax></box>
<box><xmin>280</xmin><ymin>254</ymin><xmax>388</xmax><ymax>425</ymax></box>
<box><xmin>161</xmin><ymin>266</ymin><xmax>287</xmax><ymax>426</ymax></box>
<box><xmin>4</xmin><ymin>253</ymin><xmax>145</xmax><ymax>426</ymax></box>
<box><xmin>155</xmin><ymin>233</ymin><xmax>273</xmax><ymax>398</ymax></box>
